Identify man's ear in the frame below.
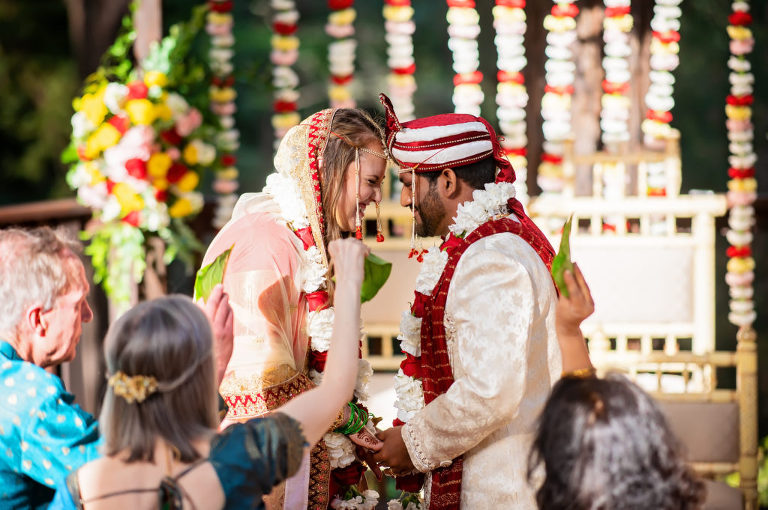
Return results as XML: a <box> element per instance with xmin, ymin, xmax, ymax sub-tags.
<box><xmin>440</xmin><ymin>168</ymin><xmax>461</xmax><ymax>199</ymax></box>
<box><xmin>25</xmin><ymin>304</ymin><xmax>46</xmax><ymax>337</ymax></box>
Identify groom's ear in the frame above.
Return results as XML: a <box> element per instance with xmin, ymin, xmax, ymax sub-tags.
<box><xmin>439</xmin><ymin>168</ymin><xmax>461</xmax><ymax>199</ymax></box>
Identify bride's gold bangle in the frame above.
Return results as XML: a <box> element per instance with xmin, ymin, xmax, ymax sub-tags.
<box><xmin>561</xmin><ymin>367</ymin><xmax>597</xmax><ymax>379</ymax></box>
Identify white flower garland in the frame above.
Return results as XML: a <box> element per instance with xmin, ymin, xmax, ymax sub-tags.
<box><xmin>446</xmin><ymin>1</ymin><xmax>483</xmax><ymax>116</ymax></box>
<box><xmin>327</xmin><ymin>1</ymin><xmax>357</xmax><ymax>109</ymax></box>
<box><xmin>493</xmin><ymin>0</ymin><xmax>529</xmax><ymax>206</ymax></box>
<box><xmin>271</xmin><ymin>0</ymin><xmax>301</xmax><ymax>150</ymax></box>
<box><xmin>384</xmin><ymin>0</ymin><xmax>417</xmax><ymax>121</ymax></box>
<box><xmin>539</xmin><ymin>0</ymin><xmax>578</xmax><ymax>198</ymax></box>
<box><xmin>600</xmin><ymin>0</ymin><xmax>633</xmax><ymax>146</ymax></box>
<box><xmin>724</xmin><ymin>0</ymin><xmax>757</xmax><ymax>328</ymax></box>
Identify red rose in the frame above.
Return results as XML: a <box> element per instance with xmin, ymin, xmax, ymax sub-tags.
<box><xmin>328</xmin><ymin>0</ymin><xmax>354</xmax><ymax>10</ymax></box>
<box><xmin>727</xmin><ymin>246</ymin><xmax>751</xmax><ymax>258</ymax></box>
<box><xmin>385</xmin><ymin>0</ymin><xmax>411</xmax><ymax>6</ymax></box>
<box><xmin>453</xmin><ymin>71</ymin><xmax>483</xmax><ymax>87</ymax></box>
<box><xmin>504</xmin><ymin>147</ymin><xmax>527</xmax><ymax>157</ymax></box>
<box><xmin>108</xmin><ymin>114</ymin><xmax>130</xmax><ymax>135</ymax></box>
<box><xmin>331</xmin><ymin>461</ymin><xmax>364</xmax><ymax>487</ymax></box>
<box><xmin>155</xmin><ymin>189</ymin><xmax>168</xmax><ymax>202</ymax></box>
<box><xmin>392</xmin><ymin>63</ymin><xmax>416</xmax><ymax>75</ymax></box>
<box><xmin>309</xmin><ymin>349</ymin><xmax>328</xmax><ymax>372</ymax></box>
<box><xmin>160</xmin><ymin>128</ymin><xmax>183</xmax><ymax>146</ymax></box>
<box><xmin>441</xmin><ymin>234</ymin><xmax>463</xmax><ymax>254</ymax></box>
<box><xmin>331</xmin><ymin>74</ymin><xmax>353</xmax><ymax>85</ymax></box>
<box><xmin>729</xmin><ymin>11</ymin><xmax>752</xmax><ymax>26</ymax></box>
<box><xmin>293</xmin><ymin>227</ymin><xmax>315</xmax><ymax>250</ymax></box>
<box><xmin>208</xmin><ymin>0</ymin><xmax>233</xmax><ymax>13</ymax></box>
<box><xmin>126</xmin><ymin>81</ymin><xmax>148</xmax><ymax>101</ymax></box>
<box><xmin>105</xmin><ymin>179</ymin><xmax>116</xmax><ymax>194</ymax></box>
<box><xmin>497</xmin><ymin>0</ymin><xmax>525</xmax><ymax>7</ymax></box>
<box><xmin>411</xmin><ymin>292</ymin><xmax>427</xmax><ymax>318</ymax></box>
<box><xmin>552</xmin><ymin>3</ymin><xmax>578</xmax><ymax>17</ymax></box>
<box><xmin>727</xmin><ymin>94</ymin><xmax>754</xmax><ymax>106</ymax></box>
<box><xmin>400</xmin><ymin>353</ymin><xmax>422</xmax><ymax>379</ymax></box>
<box><xmin>220</xmin><ymin>154</ymin><xmax>237</xmax><ymax>166</ymax></box>
<box><xmin>306</xmin><ymin>290</ymin><xmax>330</xmax><ymax>312</ymax></box>
<box><xmin>273</xmin><ymin>100</ymin><xmax>297</xmax><ymax>113</ymax></box>
<box><xmin>447</xmin><ymin>0</ymin><xmax>475</xmax><ymax>8</ymax></box>
<box><xmin>602</xmin><ymin>80</ymin><xmax>629</xmax><ymax>95</ymax></box>
<box><xmin>728</xmin><ymin>167</ymin><xmax>754</xmax><ymax>179</ymax></box>
<box><xmin>653</xmin><ymin>30</ymin><xmax>680</xmax><ymax>44</ymax></box>
<box><xmin>121</xmin><ymin>210</ymin><xmax>140</xmax><ymax>227</ymax></box>
<box><xmin>272</xmin><ymin>22</ymin><xmax>297</xmax><ymax>35</ymax></box>
<box><xmin>605</xmin><ymin>6</ymin><xmax>630</xmax><ymax>17</ymax></box>
<box><xmin>166</xmin><ymin>163</ymin><xmax>188</xmax><ymax>183</ymax></box>
<box><xmin>646</xmin><ymin>109</ymin><xmax>673</xmax><ymax>123</ymax></box>
<box><xmin>541</xmin><ymin>153</ymin><xmax>563</xmax><ymax>164</ymax></box>
<box><xmin>497</xmin><ymin>70</ymin><xmax>524</xmax><ymax>84</ymax></box>
<box><xmin>125</xmin><ymin>158</ymin><xmax>147</xmax><ymax>180</ymax></box>
<box><xmin>544</xmin><ymin>84</ymin><xmax>575</xmax><ymax>95</ymax></box>
<box><xmin>396</xmin><ymin>473</ymin><xmax>424</xmax><ymax>493</ymax></box>
<box><xmin>393</xmin><ymin>418</ymin><xmax>405</xmax><ymax>427</ymax></box>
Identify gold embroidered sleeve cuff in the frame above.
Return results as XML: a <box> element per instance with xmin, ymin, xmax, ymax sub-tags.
<box><xmin>402</xmin><ymin>421</ymin><xmax>434</xmax><ymax>473</ymax></box>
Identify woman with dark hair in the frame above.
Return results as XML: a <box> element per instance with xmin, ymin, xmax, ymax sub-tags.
<box><xmin>200</xmin><ymin>108</ymin><xmax>388</xmax><ymax>506</ymax></box>
<box><xmin>49</xmin><ymin>238</ymin><xmax>369</xmax><ymax>510</ymax></box>
<box><xmin>530</xmin><ymin>266</ymin><xmax>706</xmax><ymax>510</ymax></box>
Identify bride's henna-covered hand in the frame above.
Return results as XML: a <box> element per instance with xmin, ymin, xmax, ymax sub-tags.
<box><xmin>349</xmin><ymin>425</ymin><xmax>384</xmax><ymax>480</ymax></box>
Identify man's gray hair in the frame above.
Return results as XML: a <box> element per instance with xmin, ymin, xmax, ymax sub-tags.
<box><xmin>0</xmin><ymin>227</ymin><xmax>82</xmax><ymax>335</ymax></box>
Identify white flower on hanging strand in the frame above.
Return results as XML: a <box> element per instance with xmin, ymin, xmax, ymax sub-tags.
<box><xmin>271</xmin><ymin>0</ymin><xmax>301</xmax><ymax>151</ymax></box>
<box><xmin>206</xmin><ymin>0</ymin><xmax>240</xmax><ymax>229</ymax></box>
<box><xmin>327</xmin><ymin>0</ymin><xmax>357</xmax><ymax>108</ymax></box>
<box><xmin>383</xmin><ymin>0</ymin><xmax>417</xmax><ymax>121</ymax></box>
<box><xmin>493</xmin><ymin>0</ymin><xmax>529</xmax><ymax>206</ymax></box>
<box><xmin>538</xmin><ymin>0</ymin><xmax>578</xmax><ymax>198</ymax></box>
<box><xmin>446</xmin><ymin>0</ymin><xmax>483</xmax><ymax>116</ymax></box>
<box><xmin>600</xmin><ymin>0</ymin><xmax>633</xmax><ymax>147</ymax></box>
<box><xmin>723</xmin><ymin>0</ymin><xmax>757</xmax><ymax>328</ymax></box>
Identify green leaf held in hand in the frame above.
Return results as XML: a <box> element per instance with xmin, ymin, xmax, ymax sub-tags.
<box><xmin>194</xmin><ymin>246</ymin><xmax>233</xmax><ymax>303</ymax></box>
<box><xmin>361</xmin><ymin>253</ymin><xmax>392</xmax><ymax>303</ymax></box>
<box><xmin>551</xmin><ymin>215</ymin><xmax>574</xmax><ymax>298</ymax></box>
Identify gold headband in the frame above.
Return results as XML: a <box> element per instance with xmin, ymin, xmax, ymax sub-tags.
<box><xmin>108</xmin><ymin>371</ymin><xmax>158</xmax><ymax>404</ymax></box>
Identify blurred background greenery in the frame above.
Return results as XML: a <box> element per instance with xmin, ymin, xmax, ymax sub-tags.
<box><xmin>0</xmin><ymin>0</ymin><xmax>766</xmax><ymax>436</ymax></box>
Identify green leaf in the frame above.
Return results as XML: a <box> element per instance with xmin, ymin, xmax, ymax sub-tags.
<box><xmin>551</xmin><ymin>215</ymin><xmax>574</xmax><ymax>298</ymax></box>
<box><xmin>194</xmin><ymin>246</ymin><xmax>233</xmax><ymax>303</ymax></box>
<box><xmin>60</xmin><ymin>141</ymin><xmax>78</xmax><ymax>164</ymax></box>
<box><xmin>360</xmin><ymin>253</ymin><xmax>392</xmax><ymax>304</ymax></box>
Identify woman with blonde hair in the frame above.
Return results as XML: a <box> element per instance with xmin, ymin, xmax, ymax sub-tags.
<box><xmin>200</xmin><ymin>108</ymin><xmax>388</xmax><ymax>507</ymax></box>
<box><xmin>51</xmin><ymin>238</ymin><xmax>370</xmax><ymax>509</ymax></box>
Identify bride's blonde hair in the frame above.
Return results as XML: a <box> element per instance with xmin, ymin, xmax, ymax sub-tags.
<box><xmin>320</xmin><ymin>108</ymin><xmax>385</xmax><ymax>247</ymax></box>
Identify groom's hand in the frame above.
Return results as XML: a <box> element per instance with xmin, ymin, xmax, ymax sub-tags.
<box><xmin>372</xmin><ymin>426</ymin><xmax>415</xmax><ymax>475</ymax></box>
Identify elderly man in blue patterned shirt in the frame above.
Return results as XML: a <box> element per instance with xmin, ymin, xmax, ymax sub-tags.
<box><xmin>0</xmin><ymin>227</ymin><xmax>100</xmax><ymax>508</ymax></box>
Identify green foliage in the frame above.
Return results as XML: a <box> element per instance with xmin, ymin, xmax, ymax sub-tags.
<box><xmin>725</xmin><ymin>435</ymin><xmax>768</xmax><ymax>506</ymax></box>
<box><xmin>361</xmin><ymin>253</ymin><xmax>392</xmax><ymax>304</ymax></box>
<box><xmin>194</xmin><ymin>246</ymin><xmax>233</xmax><ymax>303</ymax></box>
<box><xmin>551</xmin><ymin>215</ymin><xmax>574</xmax><ymax>298</ymax></box>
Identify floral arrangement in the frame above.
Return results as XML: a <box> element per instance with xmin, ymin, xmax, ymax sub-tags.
<box><xmin>327</xmin><ymin>0</ymin><xmax>357</xmax><ymax>109</ymax></box>
<box><xmin>493</xmin><ymin>0</ymin><xmax>529</xmax><ymax>205</ymax></box>
<box><xmin>538</xmin><ymin>0</ymin><xmax>578</xmax><ymax>198</ymax></box>
<box><xmin>600</xmin><ymin>0</ymin><xmax>633</xmax><ymax>146</ymax></box>
<box><xmin>391</xmin><ymin>181</ymin><xmax>516</xmax><ymax>505</ymax></box>
<box><xmin>384</xmin><ymin>0</ymin><xmax>417</xmax><ymax>122</ymax></box>
<box><xmin>263</xmin><ymin>167</ymin><xmax>377</xmax><ymax>505</ymax></box>
<box><xmin>724</xmin><ymin>0</ymin><xmax>757</xmax><ymax>328</ymax></box>
<box><xmin>270</xmin><ymin>0</ymin><xmax>301</xmax><ymax>147</ymax></box>
<box><xmin>642</xmin><ymin>0</ymin><xmax>682</xmax><ymax>150</ymax></box>
<box><xmin>64</xmin><ymin>6</ymin><xmax>220</xmax><ymax>309</ymax></box>
<box><xmin>206</xmin><ymin>0</ymin><xmax>240</xmax><ymax>229</ymax></box>
<box><xmin>446</xmin><ymin>0</ymin><xmax>484</xmax><ymax>116</ymax></box>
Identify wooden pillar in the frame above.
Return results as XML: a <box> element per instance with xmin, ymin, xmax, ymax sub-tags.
<box><xmin>737</xmin><ymin>326</ymin><xmax>759</xmax><ymax>510</ymax></box>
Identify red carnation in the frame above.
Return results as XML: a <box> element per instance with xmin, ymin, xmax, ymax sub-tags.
<box><xmin>552</xmin><ymin>3</ymin><xmax>578</xmax><ymax>17</ymax></box>
<box><xmin>497</xmin><ymin>0</ymin><xmax>525</xmax><ymax>8</ymax></box>
<box><xmin>727</xmin><ymin>245</ymin><xmax>751</xmax><ymax>258</ymax></box>
<box><xmin>401</xmin><ymin>354</ymin><xmax>423</xmax><ymax>379</ymax></box>
<box><xmin>306</xmin><ymin>290</ymin><xmax>330</xmax><ymax>312</ymax></box>
<box><xmin>272</xmin><ymin>22</ymin><xmax>297</xmax><ymax>35</ymax></box>
<box><xmin>121</xmin><ymin>210</ymin><xmax>141</xmax><ymax>227</ymax></box>
<box><xmin>497</xmin><ymin>70</ymin><xmax>524</xmax><ymax>84</ymax></box>
<box><xmin>328</xmin><ymin>0</ymin><xmax>354</xmax><ymax>9</ymax></box>
<box><xmin>385</xmin><ymin>0</ymin><xmax>411</xmax><ymax>5</ymax></box>
<box><xmin>447</xmin><ymin>0</ymin><xmax>475</xmax><ymax>7</ymax></box>
<box><xmin>160</xmin><ymin>128</ymin><xmax>183</xmax><ymax>146</ymax></box>
<box><xmin>729</xmin><ymin>11</ymin><xmax>752</xmax><ymax>26</ymax></box>
<box><xmin>654</xmin><ymin>30</ymin><xmax>680</xmax><ymax>44</ymax></box>
<box><xmin>125</xmin><ymin>158</ymin><xmax>147</xmax><ymax>180</ymax></box>
<box><xmin>108</xmin><ymin>114</ymin><xmax>130</xmax><ymax>135</ymax></box>
<box><xmin>126</xmin><ymin>81</ymin><xmax>148</xmax><ymax>100</ymax></box>
<box><xmin>545</xmin><ymin>84</ymin><xmax>574</xmax><ymax>95</ymax></box>
<box><xmin>726</xmin><ymin>94</ymin><xmax>754</xmax><ymax>106</ymax></box>
<box><xmin>331</xmin><ymin>74</ymin><xmax>353</xmax><ymax>85</ymax></box>
<box><xmin>453</xmin><ymin>71</ymin><xmax>483</xmax><ymax>86</ymax></box>
<box><xmin>166</xmin><ymin>162</ymin><xmax>188</xmax><ymax>184</ymax></box>
<box><xmin>273</xmin><ymin>100</ymin><xmax>297</xmax><ymax>113</ymax></box>
<box><xmin>155</xmin><ymin>189</ymin><xmax>168</xmax><ymax>202</ymax></box>
<box><xmin>729</xmin><ymin>167</ymin><xmax>755</xmax><ymax>179</ymax></box>
<box><xmin>393</xmin><ymin>63</ymin><xmax>416</xmax><ymax>75</ymax></box>
<box><xmin>220</xmin><ymin>154</ymin><xmax>237</xmax><ymax>166</ymax></box>
<box><xmin>208</xmin><ymin>0</ymin><xmax>233</xmax><ymax>13</ymax></box>
<box><xmin>541</xmin><ymin>153</ymin><xmax>563</xmax><ymax>164</ymax></box>
<box><xmin>646</xmin><ymin>109</ymin><xmax>673</xmax><ymax>123</ymax></box>
<box><xmin>602</xmin><ymin>80</ymin><xmax>629</xmax><ymax>95</ymax></box>
<box><xmin>309</xmin><ymin>349</ymin><xmax>328</xmax><ymax>372</ymax></box>
<box><xmin>441</xmin><ymin>234</ymin><xmax>463</xmax><ymax>254</ymax></box>
<box><xmin>605</xmin><ymin>6</ymin><xmax>630</xmax><ymax>17</ymax></box>
<box><xmin>294</xmin><ymin>227</ymin><xmax>315</xmax><ymax>250</ymax></box>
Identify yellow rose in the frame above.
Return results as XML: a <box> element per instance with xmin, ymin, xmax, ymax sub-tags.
<box><xmin>727</xmin><ymin>256</ymin><xmax>755</xmax><ymax>274</ymax></box>
<box><xmin>125</xmin><ymin>99</ymin><xmax>157</xmax><ymax>125</ymax></box>
<box><xmin>727</xmin><ymin>178</ymin><xmax>757</xmax><ymax>192</ymax></box>
<box><xmin>604</xmin><ymin>14</ymin><xmax>633</xmax><ymax>33</ymax></box>
<box><xmin>183</xmin><ymin>143</ymin><xmax>199</xmax><ymax>166</ymax></box>
<box><xmin>209</xmin><ymin>86</ymin><xmax>238</xmax><ymax>103</ymax></box>
<box><xmin>207</xmin><ymin>12</ymin><xmax>232</xmax><ymax>25</ymax></box>
<box><xmin>144</xmin><ymin>71</ymin><xmax>168</xmax><ymax>89</ymax></box>
<box><xmin>154</xmin><ymin>103</ymin><xmax>173</xmax><ymax>122</ymax></box>
<box><xmin>216</xmin><ymin>167</ymin><xmax>239</xmax><ymax>181</ymax></box>
<box><xmin>329</xmin><ymin>85</ymin><xmax>352</xmax><ymax>102</ymax></box>
<box><xmin>153</xmin><ymin>178</ymin><xmax>170</xmax><ymax>191</ymax></box>
<box><xmin>147</xmin><ymin>152</ymin><xmax>173</xmax><ymax>179</ymax></box>
<box><xmin>169</xmin><ymin>198</ymin><xmax>194</xmax><ymax>218</ymax></box>
<box><xmin>112</xmin><ymin>182</ymin><xmax>145</xmax><ymax>212</ymax></box>
<box><xmin>80</xmin><ymin>93</ymin><xmax>108</xmax><ymax>126</ymax></box>
<box><xmin>176</xmin><ymin>171</ymin><xmax>199</xmax><ymax>192</ymax></box>
<box><xmin>329</xmin><ymin>8</ymin><xmax>356</xmax><ymax>26</ymax></box>
<box><xmin>270</xmin><ymin>35</ymin><xmax>300</xmax><ymax>52</ymax></box>
<box><xmin>271</xmin><ymin>112</ymin><xmax>301</xmax><ymax>130</ymax></box>
<box><xmin>727</xmin><ymin>25</ymin><xmax>753</xmax><ymax>41</ymax></box>
<box><xmin>94</xmin><ymin>123</ymin><xmax>121</xmax><ymax>149</ymax></box>
<box><xmin>382</xmin><ymin>5</ymin><xmax>413</xmax><ymax>22</ymax></box>
<box><xmin>725</xmin><ymin>105</ymin><xmax>751</xmax><ymax>121</ymax></box>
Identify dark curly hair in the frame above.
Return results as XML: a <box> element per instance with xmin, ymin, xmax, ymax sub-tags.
<box><xmin>528</xmin><ymin>373</ymin><xmax>706</xmax><ymax>510</ymax></box>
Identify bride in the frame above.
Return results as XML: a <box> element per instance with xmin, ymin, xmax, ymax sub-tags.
<box><xmin>201</xmin><ymin>108</ymin><xmax>388</xmax><ymax>508</ymax></box>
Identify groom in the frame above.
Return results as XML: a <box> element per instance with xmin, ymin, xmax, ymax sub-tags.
<box><xmin>373</xmin><ymin>95</ymin><xmax>562</xmax><ymax>508</ymax></box>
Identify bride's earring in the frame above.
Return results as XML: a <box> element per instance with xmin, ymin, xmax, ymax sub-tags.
<box><xmin>375</xmin><ymin>202</ymin><xmax>384</xmax><ymax>242</ymax></box>
<box><xmin>355</xmin><ymin>149</ymin><xmax>362</xmax><ymax>240</ymax></box>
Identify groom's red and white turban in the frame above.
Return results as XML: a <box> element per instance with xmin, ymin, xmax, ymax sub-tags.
<box><xmin>379</xmin><ymin>93</ymin><xmax>517</xmax><ymax>185</ymax></box>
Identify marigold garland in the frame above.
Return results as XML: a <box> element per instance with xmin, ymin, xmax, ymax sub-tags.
<box><xmin>724</xmin><ymin>0</ymin><xmax>757</xmax><ymax>328</ymax></box>
<box><xmin>327</xmin><ymin>0</ymin><xmax>357</xmax><ymax>108</ymax></box>
<box><xmin>206</xmin><ymin>0</ymin><xmax>240</xmax><ymax>229</ymax></box>
<box><xmin>271</xmin><ymin>0</ymin><xmax>301</xmax><ymax>149</ymax></box>
<box><xmin>446</xmin><ymin>0</ymin><xmax>483</xmax><ymax>116</ymax></box>
<box><xmin>493</xmin><ymin>0</ymin><xmax>529</xmax><ymax>205</ymax></box>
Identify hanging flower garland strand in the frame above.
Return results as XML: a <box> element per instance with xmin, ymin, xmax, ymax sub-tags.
<box><xmin>493</xmin><ymin>0</ymin><xmax>529</xmax><ymax>205</ymax></box>
<box><xmin>206</xmin><ymin>0</ymin><xmax>240</xmax><ymax>229</ymax></box>
<box><xmin>724</xmin><ymin>0</ymin><xmax>757</xmax><ymax>329</ymax></box>
<box><xmin>538</xmin><ymin>0</ymin><xmax>578</xmax><ymax>198</ymax></box>
<box><xmin>383</xmin><ymin>0</ymin><xmax>417</xmax><ymax>122</ymax></box>
<box><xmin>271</xmin><ymin>0</ymin><xmax>301</xmax><ymax>150</ymax></box>
<box><xmin>446</xmin><ymin>0</ymin><xmax>483</xmax><ymax>116</ymax></box>
<box><xmin>600</xmin><ymin>0</ymin><xmax>633</xmax><ymax>147</ymax></box>
<box><xmin>327</xmin><ymin>0</ymin><xmax>357</xmax><ymax>109</ymax></box>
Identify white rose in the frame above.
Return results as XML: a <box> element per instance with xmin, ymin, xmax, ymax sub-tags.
<box><xmin>354</xmin><ymin>359</ymin><xmax>373</xmax><ymax>402</ymax></box>
<box><xmin>308</xmin><ymin>308</ymin><xmax>335</xmax><ymax>352</ymax></box>
<box><xmin>103</xmin><ymin>83</ymin><xmax>128</xmax><ymax>114</ymax></box>
<box><xmin>323</xmin><ymin>432</ymin><xmax>356</xmax><ymax>468</ymax></box>
<box><xmin>414</xmin><ymin>247</ymin><xmax>447</xmax><ymax>294</ymax></box>
<box><xmin>397</xmin><ymin>312</ymin><xmax>422</xmax><ymax>357</ymax></box>
<box><xmin>388</xmin><ymin>501</ymin><xmax>404</xmax><ymax>510</ymax></box>
<box><xmin>71</xmin><ymin>112</ymin><xmax>95</xmax><ymax>140</ymax></box>
<box><xmin>393</xmin><ymin>370</ymin><xmax>424</xmax><ymax>421</ymax></box>
<box><xmin>301</xmin><ymin>246</ymin><xmax>327</xmax><ymax>292</ymax></box>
